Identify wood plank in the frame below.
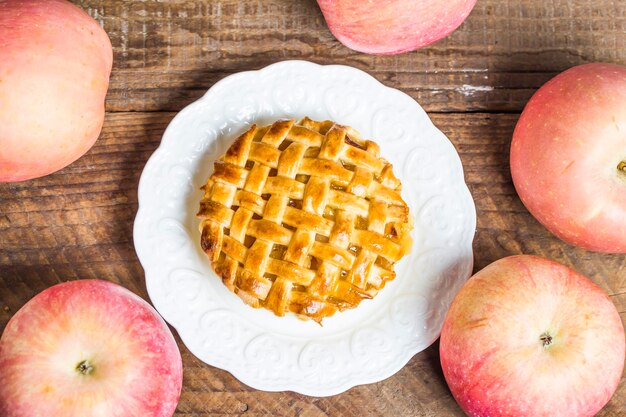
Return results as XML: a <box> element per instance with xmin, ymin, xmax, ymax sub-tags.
<box><xmin>0</xmin><ymin>111</ymin><xmax>624</xmax><ymax>415</ymax></box>
<box><xmin>68</xmin><ymin>0</ymin><xmax>626</xmax><ymax>113</ymax></box>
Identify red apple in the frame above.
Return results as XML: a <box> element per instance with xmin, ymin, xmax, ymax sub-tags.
<box><xmin>440</xmin><ymin>255</ymin><xmax>625</xmax><ymax>417</ymax></box>
<box><xmin>510</xmin><ymin>63</ymin><xmax>626</xmax><ymax>253</ymax></box>
<box><xmin>0</xmin><ymin>280</ymin><xmax>182</xmax><ymax>417</ymax></box>
<box><xmin>316</xmin><ymin>0</ymin><xmax>477</xmax><ymax>55</ymax></box>
<box><xmin>0</xmin><ymin>0</ymin><xmax>113</xmax><ymax>182</ymax></box>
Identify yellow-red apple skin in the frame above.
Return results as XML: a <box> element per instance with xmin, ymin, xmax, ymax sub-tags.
<box><xmin>0</xmin><ymin>0</ymin><xmax>113</xmax><ymax>182</ymax></box>
<box><xmin>0</xmin><ymin>280</ymin><xmax>183</xmax><ymax>417</ymax></box>
<box><xmin>510</xmin><ymin>63</ymin><xmax>626</xmax><ymax>253</ymax></box>
<box><xmin>317</xmin><ymin>0</ymin><xmax>477</xmax><ymax>55</ymax></box>
<box><xmin>440</xmin><ymin>255</ymin><xmax>625</xmax><ymax>417</ymax></box>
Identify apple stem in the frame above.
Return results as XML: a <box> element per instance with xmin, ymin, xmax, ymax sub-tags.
<box><xmin>619</xmin><ymin>161</ymin><xmax>626</xmax><ymax>173</ymax></box>
<box><xmin>76</xmin><ymin>360</ymin><xmax>95</xmax><ymax>376</ymax></box>
<box><xmin>540</xmin><ymin>333</ymin><xmax>553</xmax><ymax>347</ymax></box>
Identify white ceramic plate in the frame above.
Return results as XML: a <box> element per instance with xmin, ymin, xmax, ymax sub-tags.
<box><xmin>134</xmin><ymin>60</ymin><xmax>476</xmax><ymax>397</ymax></box>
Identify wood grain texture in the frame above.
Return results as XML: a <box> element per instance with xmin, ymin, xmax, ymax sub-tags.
<box><xmin>72</xmin><ymin>0</ymin><xmax>626</xmax><ymax>113</ymax></box>
<box><xmin>1</xmin><ymin>0</ymin><xmax>625</xmax><ymax>416</ymax></box>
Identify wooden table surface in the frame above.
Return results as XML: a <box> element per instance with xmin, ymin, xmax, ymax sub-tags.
<box><xmin>1</xmin><ymin>1</ymin><xmax>625</xmax><ymax>415</ymax></box>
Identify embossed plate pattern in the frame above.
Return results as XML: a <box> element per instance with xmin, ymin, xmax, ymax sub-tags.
<box><xmin>134</xmin><ymin>60</ymin><xmax>476</xmax><ymax>396</ymax></box>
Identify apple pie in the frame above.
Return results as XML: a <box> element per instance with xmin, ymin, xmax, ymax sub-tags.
<box><xmin>197</xmin><ymin>117</ymin><xmax>412</xmax><ymax>322</ymax></box>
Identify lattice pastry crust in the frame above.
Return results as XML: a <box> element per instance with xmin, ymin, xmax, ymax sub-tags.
<box><xmin>198</xmin><ymin>118</ymin><xmax>412</xmax><ymax>322</ymax></box>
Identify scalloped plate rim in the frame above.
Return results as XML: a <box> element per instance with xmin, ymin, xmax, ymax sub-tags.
<box><xmin>134</xmin><ymin>60</ymin><xmax>477</xmax><ymax>397</ymax></box>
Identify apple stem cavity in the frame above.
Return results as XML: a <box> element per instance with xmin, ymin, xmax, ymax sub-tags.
<box><xmin>540</xmin><ymin>333</ymin><xmax>553</xmax><ymax>348</ymax></box>
<box><xmin>76</xmin><ymin>360</ymin><xmax>95</xmax><ymax>376</ymax></box>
